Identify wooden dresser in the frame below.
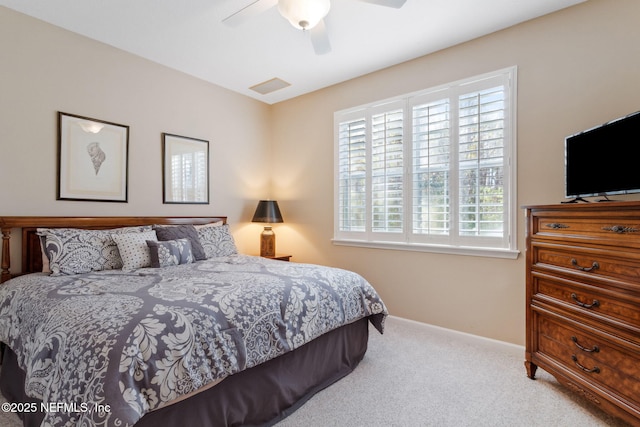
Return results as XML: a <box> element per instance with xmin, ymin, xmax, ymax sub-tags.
<box><xmin>524</xmin><ymin>202</ymin><xmax>640</xmax><ymax>425</ymax></box>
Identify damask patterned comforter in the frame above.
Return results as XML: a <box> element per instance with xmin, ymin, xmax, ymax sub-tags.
<box><xmin>0</xmin><ymin>255</ymin><xmax>387</xmax><ymax>427</ymax></box>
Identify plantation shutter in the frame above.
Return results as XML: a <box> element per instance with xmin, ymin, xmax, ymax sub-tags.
<box><xmin>458</xmin><ymin>85</ymin><xmax>506</xmax><ymax>239</ymax></box>
<box><xmin>371</xmin><ymin>108</ymin><xmax>404</xmax><ymax>234</ymax></box>
<box><xmin>334</xmin><ymin>67</ymin><xmax>516</xmax><ymax>257</ymax></box>
<box><xmin>170</xmin><ymin>151</ymin><xmax>208</xmax><ymax>202</ymax></box>
<box><xmin>338</xmin><ymin>117</ymin><xmax>367</xmax><ymax>233</ymax></box>
<box><xmin>411</xmin><ymin>98</ymin><xmax>451</xmax><ymax>239</ymax></box>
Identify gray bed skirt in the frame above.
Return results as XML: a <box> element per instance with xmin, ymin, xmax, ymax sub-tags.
<box><xmin>1</xmin><ymin>317</ymin><xmax>370</xmax><ymax>427</ymax></box>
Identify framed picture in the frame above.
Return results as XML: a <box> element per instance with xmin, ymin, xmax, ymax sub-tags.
<box><xmin>162</xmin><ymin>133</ymin><xmax>210</xmax><ymax>204</ymax></box>
<box><xmin>57</xmin><ymin>112</ymin><xmax>129</xmax><ymax>202</ymax></box>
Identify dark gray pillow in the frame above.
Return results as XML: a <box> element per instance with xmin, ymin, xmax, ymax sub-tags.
<box><xmin>153</xmin><ymin>225</ymin><xmax>206</xmax><ymax>261</ymax></box>
<box><xmin>146</xmin><ymin>239</ymin><xmax>194</xmax><ymax>268</ymax></box>
<box><xmin>36</xmin><ymin>226</ymin><xmax>153</xmax><ymax>275</ymax></box>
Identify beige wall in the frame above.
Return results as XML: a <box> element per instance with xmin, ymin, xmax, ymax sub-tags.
<box><xmin>270</xmin><ymin>0</ymin><xmax>640</xmax><ymax>345</ymax></box>
<box><xmin>0</xmin><ymin>6</ymin><xmax>272</xmax><ymax>256</ymax></box>
<box><xmin>2</xmin><ymin>0</ymin><xmax>640</xmax><ymax>346</ymax></box>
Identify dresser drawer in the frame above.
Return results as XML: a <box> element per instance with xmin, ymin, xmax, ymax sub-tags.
<box><xmin>532</xmin><ymin>242</ymin><xmax>640</xmax><ymax>288</ymax></box>
<box><xmin>532</xmin><ymin>215</ymin><xmax>640</xmax><ymax>250</ymax></box>
<box><xmin>536</xmin><ymin>312</ymin><xmax>640</xmax><ymax>408</ymax></box>
<box><xmin>532</xmin><ymin>273</ymin><xmax>640</xmax><ymax>331</ymax></box>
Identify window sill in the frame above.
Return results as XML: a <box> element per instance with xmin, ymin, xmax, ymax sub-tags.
<box><xmin>331</xmin><ymin>239</ymin><xmax>520</xmax><ymax>259</ymax></box>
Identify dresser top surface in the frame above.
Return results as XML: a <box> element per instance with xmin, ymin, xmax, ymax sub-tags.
<box><xmin>523</xmin><ymin>200</ymin><xmax>640</xmax><ymax>211</ymax></box>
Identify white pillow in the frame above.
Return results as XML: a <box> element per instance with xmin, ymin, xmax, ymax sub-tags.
<box><xmin>112</xmin><ymin>230</ymin><xmax>158</xmax><ymax>271</ymax></box>
<box><xmin>197</xmin><ymin>224</ymin><xmax>238</xmax><ymax>258</ymax></box>
<box><xmin>193</xmin><ymin>221</ymin><xmax>224</xmax><ymax>230</ymax></box>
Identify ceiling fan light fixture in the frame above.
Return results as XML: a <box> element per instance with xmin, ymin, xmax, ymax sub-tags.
<box><xmin>78</xmin><ymin>120</ymin><xmax>104</xmax><ymax>134</ymax></box>
<box><xmin>278</xmin><ymin>0</ymin><xmax>330</xmax><ymax>30</ymax></box>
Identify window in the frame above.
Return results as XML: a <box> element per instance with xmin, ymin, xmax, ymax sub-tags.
<box><xmin>334</xmin><ymin>67</ymin><xmax>518</xmax><ymax>258</ymax></box>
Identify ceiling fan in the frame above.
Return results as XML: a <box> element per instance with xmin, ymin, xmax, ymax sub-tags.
<box><xmin>222</xmin><ymin>0</ymin><xmax>407</xmax><ymax>55</ymax></box>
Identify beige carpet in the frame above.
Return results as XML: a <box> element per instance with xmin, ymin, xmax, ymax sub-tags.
<box><xmin>277</xmin><ymin>316</ymin><xmax>632</xmax><ymax>426</ymax></box>
<box><xmin>1</xmin><ymin>316</ymin><xmax>632</xmax><ymax>426</ymax></box>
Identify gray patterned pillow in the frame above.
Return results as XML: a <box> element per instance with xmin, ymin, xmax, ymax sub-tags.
<box><xmin>112</xmin><ymin>230</ymin><xmax>158</xmax><ymax>271</ymax></box>
<box><xmin>37</xmin><ymin>226</ymin><xmax>152</xmax><ymax>276</ymax></box>
<box><xmin>146</xmin><ymin>239</ymin><xmax>195</xmax><ymax>268</ymax></box>
<box><xmin>197</xmin><ymin>224</ymin><xmax>238</xmax><ymax>258</ymax></box>
<box><xmin>153</xmin><ymin>225</ymin><xmax>206</xmax><ymax>261</ymax></box>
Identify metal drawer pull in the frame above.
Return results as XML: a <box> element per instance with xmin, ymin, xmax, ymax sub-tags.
<box><xmin>571</xmin><ymin>258</ymin><xmax>599</xmax><ymax>272</ymax></box>
<box><xmin>571</xmin><ymin>336</ymin><xmax>599</xmax><ymax>353</ymax></box>
<box><xmin>546</xmin><ymin>223</ymin><xmax>569</xmax><ymax>229</ymax></box>
<box><xmin>602</xmin><ymin>225</ymin><xmax>639</xmax><ymax>234</ymax></box>
<box><xmin>571</xmin><ymin>355</ymin><xmax>600</xmax><ymax>374</ymax></box>
<box><xmin>570</xmin><ymin>293</ymin><xmax>600</xmax><ymax>309</ymax></box>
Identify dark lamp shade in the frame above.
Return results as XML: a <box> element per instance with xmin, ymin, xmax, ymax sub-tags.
<box><xmin>251</xmin><ymin>200</ymin><xmax>284</xmax><ymax>223</ymax></box>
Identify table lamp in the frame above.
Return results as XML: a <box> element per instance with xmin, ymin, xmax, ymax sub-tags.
<box><xmin>251</xmin><ymin>200</ymin><xmax>284</xmax><ymax>257</ymax></box>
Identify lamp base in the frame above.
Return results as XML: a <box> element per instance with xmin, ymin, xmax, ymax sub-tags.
<box><xmin>260</xmin><ymin>226</ymin><xmax>276</xmax><ymax>257</ymax></box>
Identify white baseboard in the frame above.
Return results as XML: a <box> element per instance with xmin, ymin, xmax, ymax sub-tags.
<box><xmin>387</xmin><ymin>315</ymin><xmax>524</xmax><ymax>357</ymax></box>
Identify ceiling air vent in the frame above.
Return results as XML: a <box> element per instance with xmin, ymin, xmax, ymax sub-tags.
<box><xmin>250</xmin><ymin>78</ymin><xmax>291</xmax><ymax>95</ymax></box>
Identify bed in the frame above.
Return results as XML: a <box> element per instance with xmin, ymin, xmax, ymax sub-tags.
<box><xmin>0</xmin><ymin>216</ymin><xmax>387</xmax><ymax>427</ymax></box>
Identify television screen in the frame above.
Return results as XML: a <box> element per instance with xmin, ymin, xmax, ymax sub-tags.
<box><xmin>565</xmin><ymin>111</ymin><xmax>640</xmax><ymax>199</ymax></box>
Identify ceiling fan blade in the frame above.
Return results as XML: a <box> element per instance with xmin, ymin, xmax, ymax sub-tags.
<box><xmin>359</xmin><ymin>0</ymin><xmax>407</xmax><ymax>8</ymax></box>
<box><xmin>222</xmin><ymin>0</ymin><xmax>278</xmax><ymax>27</ymax></box>
<box><xmin>310</xmin><ymin>19</ymin><xmax>331</xmax><ymax>55</ymax></box>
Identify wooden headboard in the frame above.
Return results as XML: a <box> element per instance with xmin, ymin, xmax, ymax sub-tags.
<box><xmin>0</xmin><ymin>216</ymin><xmax>227</xmax><ymax>283</ymax></box>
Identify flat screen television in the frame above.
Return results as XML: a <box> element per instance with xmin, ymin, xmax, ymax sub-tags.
<box><xmin>565</xmin><ymin>110</ymin><xmax>640</xmax><ymax>200</ymax></box>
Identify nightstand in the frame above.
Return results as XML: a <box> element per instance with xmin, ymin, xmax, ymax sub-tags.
<box><xmin>262</xmin><ymin>254</ymin><xmax>291</xmax><ymax>261</ymax></box>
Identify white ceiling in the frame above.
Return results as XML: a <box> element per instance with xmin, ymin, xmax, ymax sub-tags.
<box><xmin>1</xmin><ymin>0</ymin><xmax>585</xmax><ymax>104</ymax></box>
